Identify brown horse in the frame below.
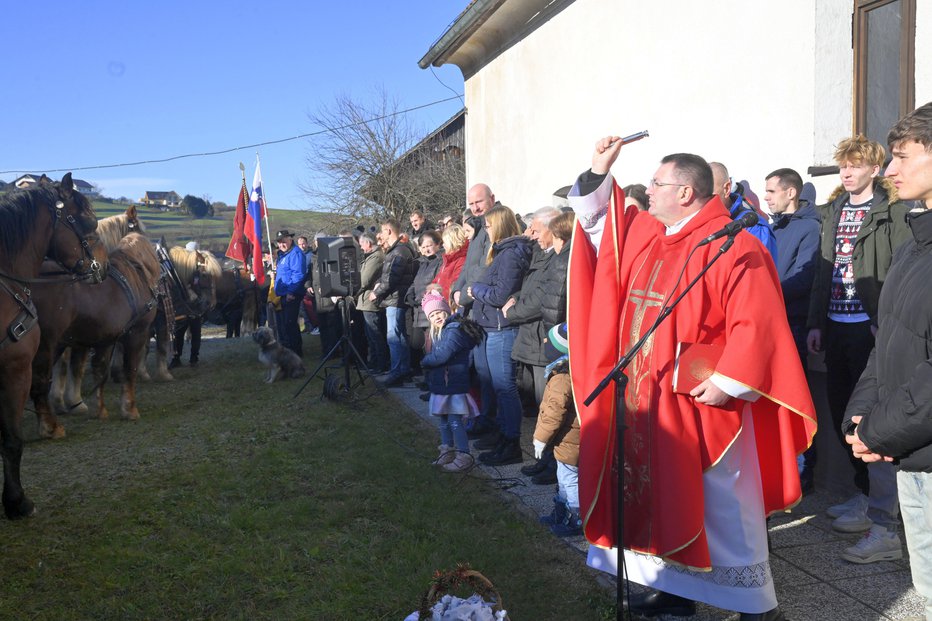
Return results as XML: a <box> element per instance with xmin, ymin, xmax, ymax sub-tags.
<box><xmin>47</xmin><ymin>206</ymin><xmax>159</xmax><ymax>416</ymax></box>
<box><xmin>30</xmin><ymin>233</ymin><xmax>161</xmax><ymax>438</ymax></box>
<box><xmin>212</xmin><ymin>262</ymin><xmax>260</xmax><ymax>336</ymax></box>
<box><xmin>0</xmin><ymin>173</ymin><xmax>98</xmax><ymax>518</ymax></box>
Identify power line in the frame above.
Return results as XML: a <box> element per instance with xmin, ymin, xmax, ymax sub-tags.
<box><xmin>430</xmin><ymin>66</ymin><xmax>465</xmax><ymax>106</ymax></box>
<box><xmin>0</xmin><ymin>94</ymin><xmax>464</xmax><ymax>176</ymax></box>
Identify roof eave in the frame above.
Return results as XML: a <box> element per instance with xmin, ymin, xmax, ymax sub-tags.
<box><xmin>417</xmin><ymin>0</ymin><xmax>505</xmax><ymax>71</ymax></box>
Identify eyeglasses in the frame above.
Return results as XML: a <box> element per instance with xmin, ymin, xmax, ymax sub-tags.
<box><xmin>649</xmin><ymin>179</ymin><xmax>688</xmax><ymax>189</ymax></box>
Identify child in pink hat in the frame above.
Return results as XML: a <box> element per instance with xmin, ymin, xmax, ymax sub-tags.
<box><xmin>420</xmin><ymin>288</ymin><xmax>485</xmax><ymax>472</ymax></box>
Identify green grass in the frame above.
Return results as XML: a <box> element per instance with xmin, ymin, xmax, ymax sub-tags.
<box><xmin>3</xmin><ymin>333</ymin><xmax>614</xmax><ymax>620</ymax></box>
<box><xmin>95</xmin><ymin>201</ymin><xmax>366</xmax><ymax>251</ymax></box>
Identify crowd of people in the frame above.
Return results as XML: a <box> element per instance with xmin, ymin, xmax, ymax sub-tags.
<box><xmin>252</xmin><ymin>101</ymin><xmax>932</xmax><ymax>621</ymax></box>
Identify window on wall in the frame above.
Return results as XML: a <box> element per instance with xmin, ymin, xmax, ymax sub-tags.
<box><xmin>853</xmin><ymin>0</ymin><xmax>915</xmax><ymax>146</ymax></box>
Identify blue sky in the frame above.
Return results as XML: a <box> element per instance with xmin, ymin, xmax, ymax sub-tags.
<box><xmin>0</xmin><ymin>1</ymin><xmax>466</xmax><ymax>210</ymax></box>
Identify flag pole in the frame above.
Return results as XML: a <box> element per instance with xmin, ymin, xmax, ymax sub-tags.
<box><xmin>257</xmin><ymin>152</ymin><xmax>275</xmax><ymax>266</ymax></box>
<box><xmin>228</xmin><ymin>161</ymin><xmax>250</xmax><ymax>267</ymax></box>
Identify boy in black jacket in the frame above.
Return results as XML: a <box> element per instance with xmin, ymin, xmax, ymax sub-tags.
<box><xmin>844</xmin><ymin>102</ymin><xmax>932</xmax><ymax>612</ymax></box>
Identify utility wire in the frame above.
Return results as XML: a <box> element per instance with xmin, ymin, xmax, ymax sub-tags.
<box><xmin>430</xmin><ymin>66</ymin><xmax>465</xmax><ymax>107</ymax></box>
<box><xmin>0</xmin><ymin>94</ymin><xmax>464</xmax><ymax>176</ymax></box>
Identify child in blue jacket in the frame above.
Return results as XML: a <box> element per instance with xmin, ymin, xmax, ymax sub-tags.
<box><xmin>420</xmin><ymin>290</ymin><xmax>485</xmax><ymax>472</ymax></box>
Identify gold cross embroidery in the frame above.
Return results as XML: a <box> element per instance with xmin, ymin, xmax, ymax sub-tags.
<box><xmin>624</xmin><ymin>260</ymin><xmax>664</xmax><ymax>413</ymax></box>
<box><xmin>622</xmin><ymin>259</ymin><xmax>665</xmax><ymax>503</ymax></box>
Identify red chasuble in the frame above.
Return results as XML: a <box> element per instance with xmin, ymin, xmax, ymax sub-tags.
<box><xmin>570</xmin><ymin>193</ymin><xmax>817</xmax><ymax>570</ymax></box>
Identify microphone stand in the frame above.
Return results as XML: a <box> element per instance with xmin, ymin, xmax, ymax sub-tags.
<box><xmin>582</xmin><ymin>235</ymin><xmax>738</xmax><ymax>621</ymax></box>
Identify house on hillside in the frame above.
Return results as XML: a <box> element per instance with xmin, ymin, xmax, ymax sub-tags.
<box><xmin>13</xmin><ymin>173</ymin><xmax>99</xmax><ymax>196</ymax></box>
<box><xmin>141</xmin><ymin>191</ymin><xmax>182</xmax><ymax>209</ymax></box>
<box><xmin>419</xmin><ymin>0</ymin><xmax>931</xmax><ymax>206</ymax></box>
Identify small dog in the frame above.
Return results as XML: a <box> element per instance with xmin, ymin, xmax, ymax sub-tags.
<box><xmin>252</xmin><ymin>327</ymin><xmax>306</xmax><ymax>383</ymax></box>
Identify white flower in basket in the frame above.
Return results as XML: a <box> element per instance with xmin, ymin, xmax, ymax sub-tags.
<box><xmin>404</xmin><ymin>594</ymin><xmax>507</xmax><ymax>621</ymax></box>
<box><xmin>406</xmin><ymin>565</ymin><xmax>509</xmax><ymax>621</ymax></box>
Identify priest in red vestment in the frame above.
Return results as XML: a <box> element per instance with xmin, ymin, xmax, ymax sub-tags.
<box><xmin>567</xmin><ymin>137</ymin><xmax>817</xmax><ymax>620</ymax></box>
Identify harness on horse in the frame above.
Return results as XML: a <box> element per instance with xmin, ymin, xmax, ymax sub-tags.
<box><xmin>156</xmin><ymin>244</ymin><xmax>192</xmax><ymax>312</ymax></box>
<box><xmin>108</xmin><ymin>264</ymin><xmax>158</xmax><ymax>337</ymax></box>
<box><xmin>0</xmin><ymin>279</ymin><xmax>38</xmax><ymax>351</ymax></box>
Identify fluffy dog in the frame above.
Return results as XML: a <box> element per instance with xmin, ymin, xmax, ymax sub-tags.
<box><xmin>252</xmin><ymin>326</ymin><xmax>306</xmax><ymax>382</ymax></box>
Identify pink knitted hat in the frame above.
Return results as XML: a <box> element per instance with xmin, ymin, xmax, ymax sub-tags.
<box><xmin>422</xmin><ymin>291</ymin><xmax>451</xmax><ymax>318</ymax></box>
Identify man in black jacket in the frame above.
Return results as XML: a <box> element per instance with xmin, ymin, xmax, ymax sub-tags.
<box><xmin>369</xmin><ymin>219</ymin><xmax>416</xmax><ymax>386</ymax></box>
<box><xmin>844</xmin><ymin>101</ymin><xmax>932</xmax><ymax>609</ymax></box>
<box><xmin>453</xmin><ymin>183</ymin><xmax>497</xmax><ymax>437</ymax></box>
<box><xmin>452</xmin><ymin>183</ymin><xmax>495</xmax><ymax>311</ymax></box>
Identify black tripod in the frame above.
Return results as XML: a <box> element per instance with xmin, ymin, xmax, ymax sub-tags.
<box><xmin>294</xmin><ymin>296</ymin><xmax>371</xmax><ymax>399</ymax></box>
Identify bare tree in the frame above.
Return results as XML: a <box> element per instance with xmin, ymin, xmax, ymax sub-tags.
<box><xmin>398</xmin><ymin>147</ymin><xmax>466</xmax><ymax>223</ymax></box>
<box><xmin>304</xmin><ymin>87</ymin><xmax>464</xmax><ymax>223</ymax></box>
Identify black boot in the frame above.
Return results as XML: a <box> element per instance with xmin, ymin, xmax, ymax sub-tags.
<box><xmin>168</xmin><ymin>356</ymin><xmax>182</xmax><ymax>370</ymax></box>
<box><xmin>520</xmin><ymin>449</ymin><xmax>554</xmax><ymax>476</ymax></box>
<box><xmin>479</xmin><ymin>437</ymin><xmax>523</xmax><ymax>466</ymax></box>
<box><xmin>626</xmin><ymin>589</ymin><xmax>696</xmax><ymax>617</ymax></box>
<box><xmin>531</xmin><ymin>461</ymin><xmax>558</xmax><ymax>485</ymax></box>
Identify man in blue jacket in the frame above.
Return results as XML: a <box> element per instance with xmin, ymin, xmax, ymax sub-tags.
<box><xmin>274</xmin><ymin>229</ymin><xmax>308</xmax><ymax>357</ymax></box>
<box><xmin>766</xmin><ymin>167</ymin><xmax>821</xmax><ymax>493</ymax></box>
<box><xmin>765</xmin><ymin>168</ymin><xmax>820</xmax><ymax>365</ymax></box>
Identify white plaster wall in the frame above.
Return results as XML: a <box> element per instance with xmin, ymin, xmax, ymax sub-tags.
<box><xmin>465</xmin><ymin>0</ymin><xmax>932</xmax><ymax>213</ymax></box>
<box><xmin>463</xmin><ymin>0</ymin><xmax>831</xmax><ymax>209</ymax></box>
<box><xmin>461</xmin><ymin>0</ymin><xmax>932</xmax><ymax>209</ymax></box>
<box><xmin>916</xmin><ymin>0</ymin><xmax>932</xmax><ymax>106</ymax></box>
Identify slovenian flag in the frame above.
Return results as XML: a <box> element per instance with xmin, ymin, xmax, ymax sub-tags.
<box><xmin>245</xmin><ymin>161</ymin><xmax>267</xmax><ymax>285</ymax></box>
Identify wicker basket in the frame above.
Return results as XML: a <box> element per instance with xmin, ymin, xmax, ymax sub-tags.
<box><xmin>413</xmin><ymin>564</ymin><xmax>507</xmax><ymax>620</ymax></box>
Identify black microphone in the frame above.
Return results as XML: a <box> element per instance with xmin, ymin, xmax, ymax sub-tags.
<box><xmin>697</xmin><ymin>210</ymin><xmax>759</xmax><ymax>246</ymax></box>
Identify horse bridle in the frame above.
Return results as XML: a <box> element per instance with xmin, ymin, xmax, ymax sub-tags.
<box><xmin>45</xmin><ymin>198</ymin><xmax>105</xmax><ymax>284</ymax></box>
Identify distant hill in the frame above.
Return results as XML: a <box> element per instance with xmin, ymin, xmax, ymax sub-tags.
<box><xmin>96</xmin><ymin>202</ymin><xmax>366</xmax><ymax>252</ymax></box>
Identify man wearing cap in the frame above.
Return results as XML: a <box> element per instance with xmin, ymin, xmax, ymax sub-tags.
<box><xmin>274</xmin><ymin>229</ymin><xmax>308</xmax><ymax>357</ymax></box>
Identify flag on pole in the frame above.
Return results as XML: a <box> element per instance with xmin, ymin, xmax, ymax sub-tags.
<box><xmin>224</xmin><ymin>178</ymin><xmax>249</xmax><ymax>263</ymax></box>
<box><xmin>245</xmin><ymin>162</ymin><xmax>267</xmax><ymax>285</ymax></box>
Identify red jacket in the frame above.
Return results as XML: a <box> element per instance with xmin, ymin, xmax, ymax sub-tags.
<box><xmin>432</xmin><ymin>241</ymin><xmax>469</xmax><ymax>305</ymax></box>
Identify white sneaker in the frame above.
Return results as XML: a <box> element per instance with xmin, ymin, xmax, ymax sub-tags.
<box><xmin>826</xmin><ymin>493</ymin><xmax>867</xmax><ymax>518</ymax></box>
<box><xmin>431</xmin><ymin>445</ymin><xmax>456</xmax><ymax>466</ymax></box>
<box><xmin>841</xmin><ymin>525</ymin><xmax>903</xmax><ymax>564</ymax></box>
<box><xmin>832</xmin><ymin>501</ymin><xmax>873</xmax><ymax>533</ymax></box>
<box><xmin>442</xmin><ymin>452</ymin><xmax>475</xmax><ymax>473</ymax></box>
